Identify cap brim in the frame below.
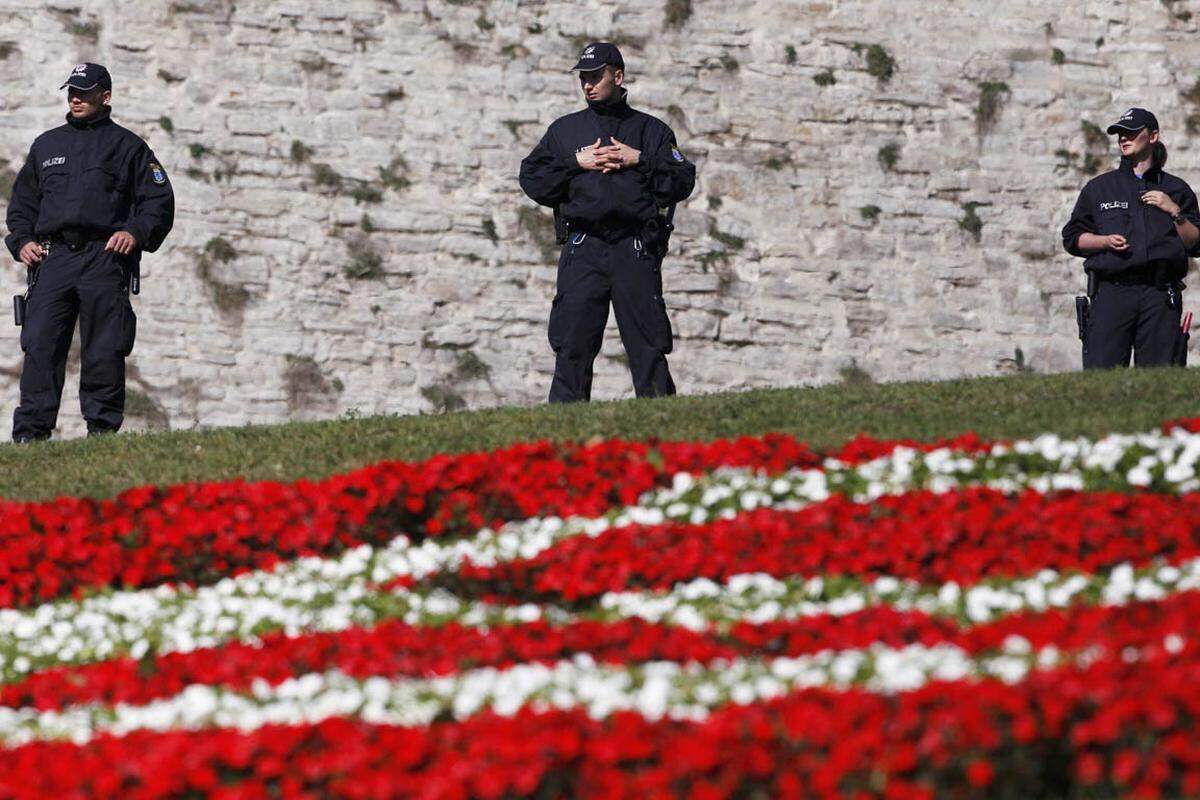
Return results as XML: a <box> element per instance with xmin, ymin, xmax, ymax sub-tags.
<box><xmin>1106</xmin><ymin>123</ymin><xmax>1145</xmax><ymax>134</ymax></box>
<box><xmin>569</xmin><ymin>61</ymin><xmax>607</xmax><ymax>72</ymax></box>
<box><xmin>60</xmin><ymin>80</ymin><xmax>102</xmax><ymax>90</ymax></box>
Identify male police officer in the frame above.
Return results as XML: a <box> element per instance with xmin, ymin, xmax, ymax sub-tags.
<box><xmin>5</xmin><ymin>63</ymin><xmax>174</xmax><ymax>440</ymax></box>
<box><xmin>1062</xmin><ymin>108</ymin><xmax>1200</xmax><ymax>368</ymax></box>
<box><xmin>519</xmin><ymin>42</ymin><xmax>696</xmax><ymax>402</ymax></box>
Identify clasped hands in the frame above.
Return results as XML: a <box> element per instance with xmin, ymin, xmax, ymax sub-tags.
<box><xmin>576</xmin><ymin>138</ymin><xmax>640</xmax><ymax>173</ymax></box>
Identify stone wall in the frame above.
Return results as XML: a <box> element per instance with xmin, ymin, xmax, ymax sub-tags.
<box><xmin>0</xmin><ymin>0</ymin><xmax>1198</xmax><ymax>437</ymax></box>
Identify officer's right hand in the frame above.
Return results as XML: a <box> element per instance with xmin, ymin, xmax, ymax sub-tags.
<box><xmin>18</xmin><ymin>241</ymin><xmax>45</xmax><ymax>267</ymax></box>
<box><xmin>575</xmin><ymin>138</ymin><xmax>605</xmax><ymax>171</ymax></box>
<box><xmin>1105</xmin><ymin>234</ymin><xmax>1130</xmax><ymax>252</ymax></box>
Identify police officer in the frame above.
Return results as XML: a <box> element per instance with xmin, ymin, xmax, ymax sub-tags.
<box><xmin>519</xmin><ymin>42</ymin><xmax>696</xmax><ymax>402</ymax></box>
<box><xmin>5</xmin><ymin>63</ymin><xmax>174</xmax><ymax>440</ymax></box>
<box><xmin>1062</xmin><ymin>108</ymin><xmax>1200</xmax><ymax>368</ymax></box>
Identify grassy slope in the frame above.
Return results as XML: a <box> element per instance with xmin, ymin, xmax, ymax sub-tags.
<box><xmin>1</xmin><ymin>369</ymin><xmax>1197</xmax><ymax>501</ymax></box>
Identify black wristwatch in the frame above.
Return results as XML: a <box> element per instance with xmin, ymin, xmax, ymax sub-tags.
<box><xmin>1172</xmin><ymin>211</ymin><xmax>1187</xmax><ymax>225</ymax></box>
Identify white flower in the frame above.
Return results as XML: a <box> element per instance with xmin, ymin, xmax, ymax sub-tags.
<box><xmin>1127</xmin><ymin>466</ymin><xmax>1153</xmax><ymax>486</ymax></box>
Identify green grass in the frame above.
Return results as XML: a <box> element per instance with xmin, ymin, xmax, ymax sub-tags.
<box><xmin>2</xmin><ymin>369</ymin><xmax>1198</xmax><ymax>501</ymax></box>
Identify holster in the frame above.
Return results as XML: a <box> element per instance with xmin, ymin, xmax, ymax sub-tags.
<box><xmin>639</xmin><ymin>214</ymin><xmax>675</xmax><ymax>259</ymax></box>
<box><xmin>1174</xmin><ymin>329</ymin><xmax>1190</xmax><ymax>366</ymax></box>
<box><xmin>13</xmin><ymin>263</ymin><xmax>39</xmax><ymax>327</ymax></box>
<box><xmin>1074</xmin><ymin>271</ymin><xmax>1096</xmax><ymax>342</ymax></box>
<box><xmin>553</xmin><ymin>208</ymin><xmax>569</xmax><ymax>246</ymax></box>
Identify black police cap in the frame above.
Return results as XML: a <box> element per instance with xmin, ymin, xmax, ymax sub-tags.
<box><xmin>569</xmin><ymin>42</ymin><xmax>624</xmax><ymax>73</ymax></box>
<box><xmin>60</xmin><ymin>63</ymin><xmax>112</xmax><ymax>92</ymax></box>
<box><xmin>1106</xmin><ymin>107</ymin><xmax>1159</xmax><ymax>135</ymax></box>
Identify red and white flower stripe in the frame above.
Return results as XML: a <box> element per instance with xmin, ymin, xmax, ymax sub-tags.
<box><xmin>433</xmin><ymin>489</ymin><xmax>1200</xmax><ymax>605</ymax></box>
<box><xmin>2</xmin><ymin>588</ymin><xmax>1197</xmax><ymax>718</ymax></box>
<box><xmin>0</xmin><ymin>648</ymin><xmax>1198</xmax><ymax>798</ymax></box>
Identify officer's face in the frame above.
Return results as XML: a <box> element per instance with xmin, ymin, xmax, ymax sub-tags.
<box><xmin>67</xmin><ymin>86</ymin><xmax>110</xmax><ymax>119</ymax></box>
<box><xmin>579</xmin><ymin>66</ymin><xmax>622</xmax><ymax>103</ymax></box>
<box><xmin>1116</xmin><ymin>127</ymin><xmax>1157</xmax><ymax>159</ymax></box>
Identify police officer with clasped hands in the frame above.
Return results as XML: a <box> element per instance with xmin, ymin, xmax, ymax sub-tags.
<box><xmin>1063</xmin><ymin>108</ymin><xmax>1200</xmax><ymax>368</ymax></box>
<box><xmin>520</xmin><ymin>42</ymin><xmax>696</xmax><ymax>403</ymax></box>
<box><xmin>5</xmin><ymin>63</ymin><xmax>174</xmax><ymax>441</ymax></box>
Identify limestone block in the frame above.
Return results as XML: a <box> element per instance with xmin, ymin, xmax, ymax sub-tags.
<box><xmin>674</xmin><ymin>309</ymin><xmax>722</xmax><ymax>340</ymax></box>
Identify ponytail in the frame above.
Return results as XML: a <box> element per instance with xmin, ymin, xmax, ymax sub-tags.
<box><xmin>1153</xmin><ymin>140</ymin><xmax>1168</xmax><ymax>169</ymax></box>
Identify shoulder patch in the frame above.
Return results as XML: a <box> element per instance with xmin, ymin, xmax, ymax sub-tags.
<box><xmin>149</xmin><ymin>162</ymin><xmax>167</xmax><ymax>185</ymax></box>
<box><xmin>670</xmin><ymin>146</ymin><xmax>685</xmax><ymax>163</ymax></box>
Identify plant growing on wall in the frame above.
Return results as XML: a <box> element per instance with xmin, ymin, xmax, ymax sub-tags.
<box><xmin>518</xmin><ymin>207</ymin><xmax>558</xmax><ymax>263</ymax></box>
<box><xmin>853</xmin><ymin>43</ymin><xmax>895</xmax><ymax>83</ymax></box>
<box><xmin>196</xmin><ymin>237</ymin><xmax>251</xmax><ymax>324</ymax></box>
<box><xmin>1078</xmin><ymin>120</ymin><xmax>1109</xmax><ymax>175</ymax></box>
<box><xmin>877</xmin><ymin>143</ymin><xmax>900</xmax><ymax>172</ymax></box>
<box><xmin>125</xmin><ymin>388</ymin><xmax>170</xmax><ymax>430</ymax></box>
<box><xmin>284</xmin><ymin>355</ymin><xmax>344</xmax><ymax>415</ymax></box>
<box><xmin>664</xmin><ymin>0</ymin><xmax>692</xmax><ymax>29</ymax></box>
<box><xmin>975</xmin><ymin>82</ymin><xmax>1010</xmax><ymax>137</ymax></box>
<box><xmin>344</xmin><ymin>235</ymin><xmax>385</xmax><ymax>281</ymax></box>
<box><xmin>419</xmin><ymin>348</ymin><xmax>492</xmax><ymax>414</ymax></box>
<box><xmin>290</xmin><ymin>140</ymin><xmax>313</xmax><ymax>164</ymax></box>
<box><xmin>959</xmin><ymin>202</ymin><xmax>987</xmax><ymax>242</ymax></box>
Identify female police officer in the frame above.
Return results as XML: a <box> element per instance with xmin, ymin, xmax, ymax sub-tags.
<box><xmin>1062</xmin><ymin>108</ymin><xmax>1200</xmax><ymax>368</ymax></box>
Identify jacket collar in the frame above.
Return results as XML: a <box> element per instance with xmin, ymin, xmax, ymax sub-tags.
<box><xmin>65</xmin><ymin>106</ymin><xmax>113</xmax><ymax>130</ymax></box>
<box><xmin>587</xmin><ymin>88</ymin><xmax>633</xmax><ymax>118</ymax></box>
<box><xmin>1119</xmin><ymin>153</ymin><xmax>1164</xmax><ymax>183</ymax></box>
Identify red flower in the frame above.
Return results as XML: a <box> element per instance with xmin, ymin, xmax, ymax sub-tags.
<box><xmin>965</xmin><ymin>758</ymin><xmax>994</xmax><ymax>787</ymax></box>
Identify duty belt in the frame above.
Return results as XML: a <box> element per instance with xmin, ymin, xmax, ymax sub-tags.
<box><xmin>564</xmin><ymin>219</ymin><xmax>639</xmax><ymax>242</ymax></box>
<box><xmin>1100</xmin><ymin>269</ymin><xmax>1160</xmax><ymax>287</ymax></box>
<box><xmin>48</xmin><ymin>229</ymin><xmax>110</xmax><ymax>251</ymax></box>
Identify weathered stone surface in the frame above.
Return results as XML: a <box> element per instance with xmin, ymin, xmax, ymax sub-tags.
<box><xmin>0</xmin><ymin>0</ymin><xmax>1197</xmax><ymax>437</ymax></box>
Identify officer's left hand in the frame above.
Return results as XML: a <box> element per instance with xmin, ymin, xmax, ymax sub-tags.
<box><xmin>1141</xmin><ymin>191</ymin><xmax>1181</xmax><ymax>217</ymax></box>
<box><xmin>597</xmin><ymin>137</ymin><xmax>641</xmax><ymax>173</ymax></box>
<box><xmin>105</xmin><ymin>231</ymin><xmax>138</xmax><ymax>256</ymax></box>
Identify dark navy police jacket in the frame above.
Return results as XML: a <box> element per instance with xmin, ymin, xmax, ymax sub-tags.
<box><xmin>519</xmin><ymin>90</ymin><xmax>696</xmax><ymax>228</ymax></box>
<box><xmin>5</xmin><ymin>107</ymin><xmax>175</xmax><ymax>260</ymax></box>
<box><xmin>1062</xmin><ymin>155</ymin><xmax>1200</xmax><ymax>280</ymax></box>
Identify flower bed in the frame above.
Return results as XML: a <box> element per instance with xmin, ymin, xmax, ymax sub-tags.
<box><xmin>0</xmin><ymin>418</ymin><xmax>1198</xmax><ymax>797</ymax></box>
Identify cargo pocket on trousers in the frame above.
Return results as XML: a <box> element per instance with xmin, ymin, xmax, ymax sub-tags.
<box><xmin>650</xmin><ymin>295</ymin><xmax>673</xmax><ymax>354</ymax></box>
<box><xmin>556</xmin><ymin>240</ymin><xmax>579</xmax><ymax>282</ymax></box>
<box><xmin>121</xmin><ymin>300</ymin><xmax>137</xmax><ymax>357</ymax></box>
<box><xmin>547</xmin><ymin>295</ymin><xmax>565</xmax><ymax>353</ymax></box>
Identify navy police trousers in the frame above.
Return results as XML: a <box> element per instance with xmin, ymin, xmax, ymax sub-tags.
<box><xmin>548</xmin><ymin>231</ymin><xmax>675</xmax><ymax>402</ymax></box>
<box><xmin>13</xmin><ymin>242</ymin><xmax>137</xmax><ymax>440</ymax></box>
<box><xmin>1083</xmin><ymin>281</ymin><xmax>1182</xmax><ymax>369</ymax></box>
